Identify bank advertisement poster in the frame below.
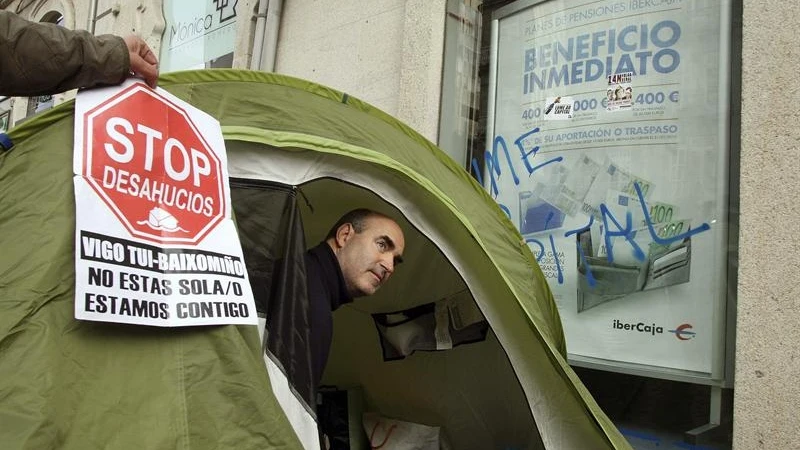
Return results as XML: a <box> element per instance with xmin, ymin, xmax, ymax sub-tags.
<box><xmin>160</xmin><ymin>0</ymin><xmax>238</xmax><ymax>72</ymax></box>
<box><xmin>73</xmin><ymin>80</ymin><xmax>257</xmax><ymax>327</ymax></box>
<box><xmin>486</xmin><ymin>0</ymin><xmax>730</xmax><ymax>375</ymax></box>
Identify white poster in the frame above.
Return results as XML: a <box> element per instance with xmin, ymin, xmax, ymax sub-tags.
<box><xmin>485</xmin><ymin>0</ymin><xmax>730</xmax><ymax>375</ymax></box>
<box><xmin>160</xmin><ymin>0</ymin><xmax>238</xmax><ymax>72</ymax></box>
<box><xmin>73</xmin><ymin>80</ymin><xmax>257</xmax><ymax>327</ymax></box>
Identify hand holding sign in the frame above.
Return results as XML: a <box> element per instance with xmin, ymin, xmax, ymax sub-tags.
<box><xmin>123</xmin><ymin>35</ymin><xmax>159</xmax><ymax>88</ymax></box>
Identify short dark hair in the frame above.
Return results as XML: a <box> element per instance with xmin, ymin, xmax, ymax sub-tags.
<box><xmin>325</xmin><ymin>208</ymin><xmax>387</xmax><ymax>240</ymax></box>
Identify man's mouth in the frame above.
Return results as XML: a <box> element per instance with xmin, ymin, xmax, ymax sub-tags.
<box><xmin>370</xmin><ymin>271</ymin><xmax>383</xmax><ymax>284</ymax></box>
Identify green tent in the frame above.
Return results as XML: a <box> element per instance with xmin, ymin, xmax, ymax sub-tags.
<box><xmin>0</xmin><ymin>70</ymin><xmax>631</xmax><ymax>450</ymax></box>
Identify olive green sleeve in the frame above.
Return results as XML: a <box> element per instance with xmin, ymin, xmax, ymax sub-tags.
<box><xmin>0</xmin><ymin>11</ymin><xmax>130</xmax><ymax>96</ymax></box>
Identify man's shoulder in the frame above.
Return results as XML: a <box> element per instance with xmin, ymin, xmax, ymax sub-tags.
<box><xmin>305</xmin><ymin>242</ymin><xmax>333</xmax><ymax>261</ymax></box>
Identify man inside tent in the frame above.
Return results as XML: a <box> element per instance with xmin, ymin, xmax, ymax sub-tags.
<box><xmin>260</xmin><ymin>208</ymin><xmax>404</xmax><ymax>447</ymax></box>
<box><xmin>304</xmin><ymin>208</ymin><xmax>405</xmax><ymax>389</ymax></box>
<box><xmin>262</xmin><ymin>208</ymin><xmax>405</xmax><ymax>392</ymax></box>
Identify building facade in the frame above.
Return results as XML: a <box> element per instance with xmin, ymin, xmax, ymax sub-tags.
<box><xmin>1</xmin><ymin>0</ymin><xmax>797</xmax><ymax>448</ymax></box>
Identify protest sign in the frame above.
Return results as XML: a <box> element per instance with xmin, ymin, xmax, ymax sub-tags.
<box><xmin>73</xmin><ymin>81</ymin><xmax>257</xmax><ymax>327</ymax></box>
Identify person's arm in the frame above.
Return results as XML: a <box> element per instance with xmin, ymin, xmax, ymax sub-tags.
<box><xmin>0</xmin><ymin>12</ymin><xmax>157</xmax><ymax>96</ymax></box>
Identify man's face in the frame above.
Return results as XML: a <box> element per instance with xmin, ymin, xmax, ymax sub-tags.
<box><xmin>333</xmin><ymin>216</ymin><xmax>405</xmax><ymax>298</ymax></box>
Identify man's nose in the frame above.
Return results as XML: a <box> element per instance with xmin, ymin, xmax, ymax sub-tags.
<box><xmin>380</xmin><ymin>256</ymin><xmax>394</xmax><ymax>276</ymax></box>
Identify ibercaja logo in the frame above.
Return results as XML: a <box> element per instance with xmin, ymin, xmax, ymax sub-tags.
<box><xmin>82</xmin><ymin>84</ymin><xmax>225</xmax><ymax>245</ymax></box>
<box><xmin>612</xmin><ymin>319</ymin><xmax>697</xmax><ymax>341</ymax></box>
<box><xmin>668</xmin><ymin>323</ymin><xmax>696</xmax><ymax>341</ymax></box>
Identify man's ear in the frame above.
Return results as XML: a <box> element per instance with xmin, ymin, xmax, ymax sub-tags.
<box><xmin>334</xmin><ymin>223</ymin><xmax>354</xmax><ymax>248</ymax></box>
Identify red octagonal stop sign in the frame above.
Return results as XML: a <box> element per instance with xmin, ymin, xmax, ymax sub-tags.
<box><xmin>83</xmin><ymin>84</ymin><xmax>225</xmax><ymax>245</ymax></box>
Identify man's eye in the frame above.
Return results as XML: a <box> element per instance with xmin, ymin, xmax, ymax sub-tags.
<box><xmin>377</xmin><ymin>241</ymin><xmax>386</xmax><ymax>250</ymax></box>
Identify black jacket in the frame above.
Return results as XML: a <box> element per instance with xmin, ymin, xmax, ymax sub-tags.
<box><xmin>304</xmin><ymin>242</ymin><xmax>352</xmax><ymax>389</ymax></box>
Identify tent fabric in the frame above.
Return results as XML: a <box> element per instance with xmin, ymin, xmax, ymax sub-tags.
<box><xmin>226</xmin><ymin>141</ymin><xmax>612</xmax><ymax>449</ymax></box>
<box><xmin>230</xmin><ymin>180</ymin><xmax>321</xmax><ymax>449</ymax></box>
<box><xmin>252</xmin><ymin>170</ymin><xmax>544</xmax><ymax>449</ymax></box>
<box><xmin>0</xmin><ymin>117</ymin><xmax>303</xmax><ymax>449</ymax></box>
<box><xmin>0</xmin><ymin>69</ymin><xmax>632</xmax><ymax>449</ymax></box>
<box><xmin>231</xmin><ymin>180</ymin><xmax>318</xmax><ymax>410</ymax></box>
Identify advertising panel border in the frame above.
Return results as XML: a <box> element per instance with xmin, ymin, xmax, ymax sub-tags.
<box><xmin>486</xmin><ymin>0</ymin><xmax>735</xmax><ymax>387</ymax></box>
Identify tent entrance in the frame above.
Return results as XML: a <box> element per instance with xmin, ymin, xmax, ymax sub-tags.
<box><xmin>231</xmin><ymin>176</ymin><xmax>542</xmax><ymax>450</ymax></box>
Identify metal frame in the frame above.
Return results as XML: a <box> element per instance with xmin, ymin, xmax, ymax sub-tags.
<box><xmin>485</xmin><ymin>4</ymin><xmax>738</xmax><ymax>441</ymax></box>
<box><xmin>488</xmin><ymin>0</ymin><xmax>735</xmax><ymax>387</ymax></box>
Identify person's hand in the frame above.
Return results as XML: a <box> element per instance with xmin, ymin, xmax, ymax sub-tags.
<box><xmin>123</xmin><ymin>35</ymin><xmax>159</xmax><ymax>88</ymax></box>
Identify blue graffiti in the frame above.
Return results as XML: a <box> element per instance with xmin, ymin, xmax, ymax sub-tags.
<box><xmin>634</xmin><ymin>181</ymin><xmax>710</xmax><ymax>244</ymax></box>
<box><xmin>472</xmin><ymin>127</ymin><xmax>713</xmax><ymax>288</ymax></box>
<box><xmin>600</xmin><ymin>204</ymin><xmax>646</xmax><ymax>263</ymax></box>
<box><xmin>565</xmin><ymin>216</ymin><xmax>596</xmax><ymax>288</ymax></box>
<box><xmin>549</xmin><ymin>234</ymin><xmax>564</xmax><ymax>284</ymax></box>
<box><xmin>525</xmin><ymin>181</ymin><xmax>711</xmax><ymax>286</ymax></box>
<box><xmin>529</xmin><ymin>155</ymin><xmax>563</xmax><ymax>176</ymax></box>
<box><xmin>472</xmin><ymin>127</ymin><xmax>562</xmax><ymax>212</ymax></box>
<box><xmin>484</xmin><ymin>135</ymin><xmax>519</xmax><ymax>197</ymax></box>
<box><xmin>512</xmin><ymin>127</ymin><xmax>564</xmax><ymax>176</ymax></box>
<box><xmin>471</xmin><ymin>158</ymin><xmax>484</xmax><ymax>186</ymax></box>
<box><xmin>513</xmin><ymin>127</ymin><xmax>541</xmax><ymax>174</ymax></box>
<box><xmin>525</xmin><ymin>237</ymin><xmax>545</xmax><ymax>260</ymax></box>
<box><xmin>498</xmin><ymin>203</ymin><xmax>512</xmax><ymax>219</ymax></box>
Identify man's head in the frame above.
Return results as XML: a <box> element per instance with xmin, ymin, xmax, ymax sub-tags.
<box><xmin>325</xmin><ymin>209</ymin><xmax>405</xmax><ymax>298</ymax></box>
